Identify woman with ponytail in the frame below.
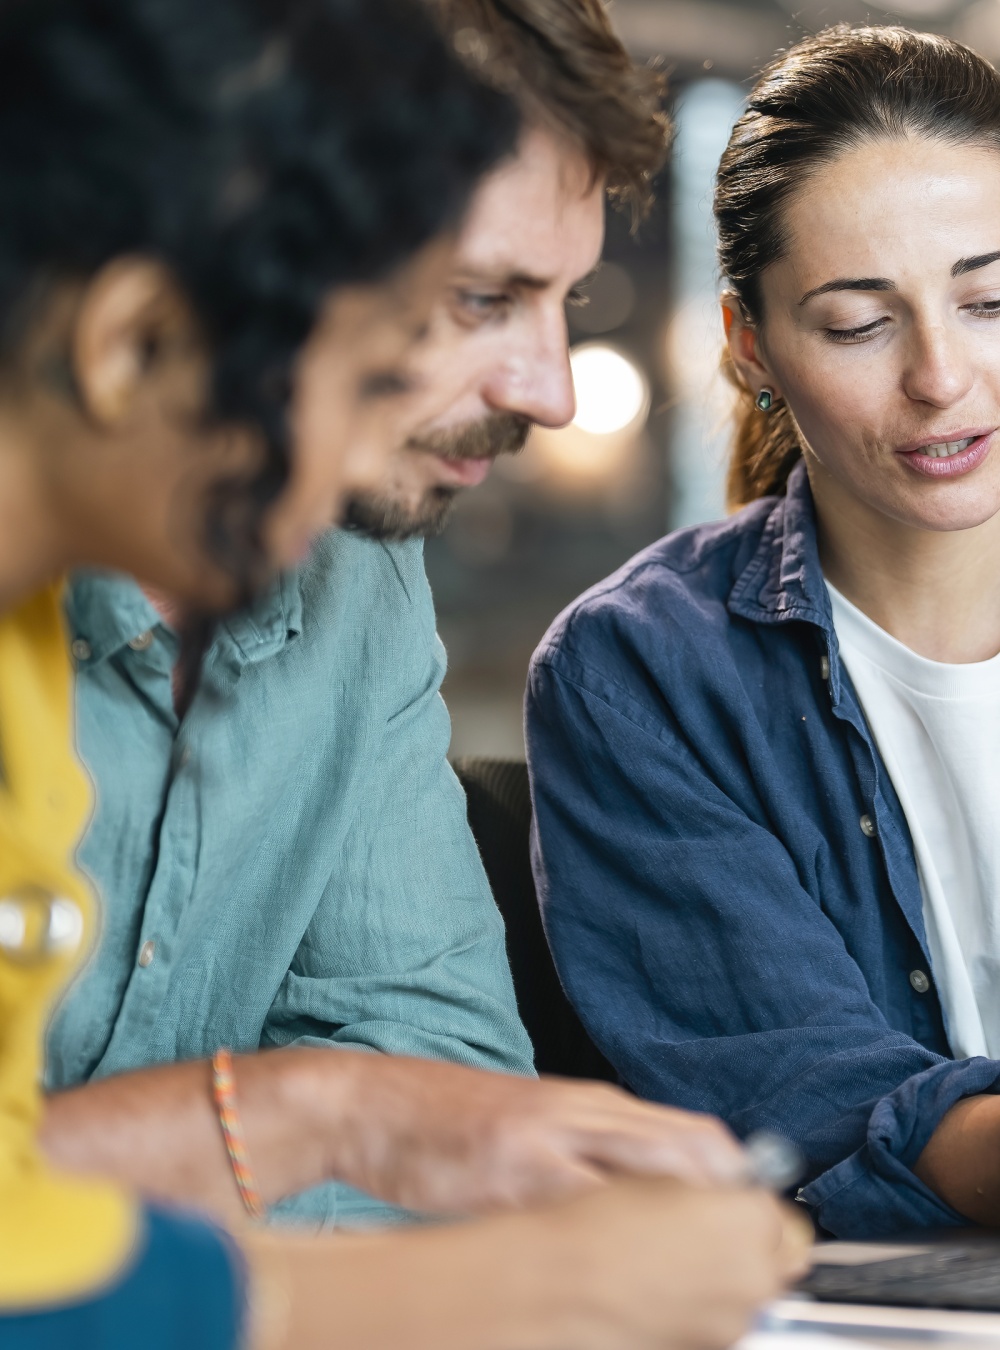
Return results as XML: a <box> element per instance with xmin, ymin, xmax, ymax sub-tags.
<box><xmin>529</xmin><ymin>23</ymin><xmax>1000</xmax><ymax>1239</ymax></box>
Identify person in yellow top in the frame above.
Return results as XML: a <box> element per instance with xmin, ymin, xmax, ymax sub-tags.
<box><xmin>0</xmin><ymin>0</ymin><xmax>515</xmax><ymax>1337</ymax></box>
<box><xmin>0</xmin><ymin>585</ymin><xmax>135</xmax><ymax>1304</ymax></box>
<box><xmin>0</xmin><ymin>1</ymin><xmax>808</xmax><ymax>1347</ymax></box>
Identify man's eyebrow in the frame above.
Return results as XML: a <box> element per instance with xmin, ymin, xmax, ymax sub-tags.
<box><xmin>509</xmin><ymin>265</ymin><xmax>602</xmax><ymax>294</ymax></box>
<box><xmin>952</xmin><ymin>250</ymin><xmax>1000</xmax><ymax>277</ymax></box>
<box><xmin>798</xmin><ymin>277</ymin><xmax>896</xmax><ymax>306</ymax></box>
<box><xmin>453</xmin><ymin>265</ymin><xmax>603</xmax><ymax>293</ymax></box>
<box><xmin>453</xmin><ymin>265</ymin><xmax>550</xmax><ymax>291</ymax></box>
<box><xmin>507</xmin><ymin>272</ymin><xmax>550</xmax><ymax>292</ymax></box>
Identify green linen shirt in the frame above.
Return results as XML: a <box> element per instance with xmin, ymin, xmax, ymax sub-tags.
<box><xmin>45</xmin><ymin>530</ymin><xmax>534</xmax><ymax>1228</ymax></box>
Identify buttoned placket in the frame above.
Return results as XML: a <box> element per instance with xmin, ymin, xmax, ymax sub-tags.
<box><xmin>86</xmin><ymin>575</ymin><xmax>302</xmax><ymax>1072</ymax></box>
<box><xmin>728</xmin><ymin>469</ymin><xmax>947</xmax><ymax>1045</ymax></box>
<box><xmin>817</xmin><ymin>631</ymin><xmax>940</xmax><ymax>982</ymax></box>
<box><xmin>89</xmin><ymin>622</ymin><xmax>203</xmax><ymax>1056</ymax></box>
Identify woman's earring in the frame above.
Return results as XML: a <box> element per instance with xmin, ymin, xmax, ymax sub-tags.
<box><xmin>755</xmin><ymin>387</ymin><xmax>775</xmax><ymax>413</ymax></box>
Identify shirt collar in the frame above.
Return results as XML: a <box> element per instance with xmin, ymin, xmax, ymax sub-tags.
<box><xmin>67</xmin><ymin>568</ymin><xmax>303</xmax><ymax>669</ymax></box>
<box><xmin>66</xmin><ymin>571</ymin><xmax>166</xmax><ymax>665</ymax></box>
<box><xmin>218</xmin><ymin>569</ymin><xmax>303</xmax><ymax>666</ymax></box>
<box><xmin>727</xmin><ymin>460</ymin><xmax>833</xmax><ymax>632</ymax></box>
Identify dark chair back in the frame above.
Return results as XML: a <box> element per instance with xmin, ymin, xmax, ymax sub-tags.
<box><xmin>452</xmin><ymin>756</ymin><xmax>616</xmax><ymax>1082</ymax></box>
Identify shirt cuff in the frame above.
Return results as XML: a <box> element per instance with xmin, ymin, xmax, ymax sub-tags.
<box><xmin>800</xmin><ymin>1057</ymin><xmax>1000</xmax><ymax>1237</ymax></box>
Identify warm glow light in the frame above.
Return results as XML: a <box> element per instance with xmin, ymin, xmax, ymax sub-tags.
<box><xmin>571</xmin><ymin>344</ymin><xmax>648</xmax><ymax>436</ymax></box>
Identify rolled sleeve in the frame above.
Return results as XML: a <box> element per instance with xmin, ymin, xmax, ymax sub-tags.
<box><xmin>263</xmin><ymin>543</ymin><xmax>533</xmax><ymax>1227</ymax></box>
<box><xmin>265</xmin><ymin>547</ymin><xmax>532</xmax><ymax>1076</ymax></box>
<box><xmin>803</xmin><ymin>1057</ymin><xmax>1000</xmax><ymax>1236</ymax></box>
<box><xmin>527</xmin><ymin>653</ymin><xmax>1000</xmax><ymax>1237</ymax></box>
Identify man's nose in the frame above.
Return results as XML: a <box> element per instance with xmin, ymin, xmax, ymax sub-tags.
<box><xmin>485</xmin><ymin>311</ymin><xmax>577</xmax><ymax>429</ymax></box>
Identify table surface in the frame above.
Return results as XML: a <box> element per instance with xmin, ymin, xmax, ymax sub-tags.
<box><xmin>766</xmin><ymin>1294</ymin><xmax>1000</xmax><ymax>1347</ymax></box>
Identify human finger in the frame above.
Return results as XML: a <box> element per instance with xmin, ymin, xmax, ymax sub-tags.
<box><xmin>570</xmin><ymin>1110</ymin><xmax>748</xmax><ymax>1185</ymax></box>
<box><xmin>775</xmin><ymin>1202</ymin><xmax>814</xmax><ymax>1280</ymax></box>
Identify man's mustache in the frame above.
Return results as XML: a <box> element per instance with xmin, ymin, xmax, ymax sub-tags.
<box><xmin>407</xmin><ymin>413</ymin><xmax>531</xmax><ymax>462</ymax></box>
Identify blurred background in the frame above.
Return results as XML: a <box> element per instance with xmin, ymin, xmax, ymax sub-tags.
<box><xmin>431</xmin><ymin>0</ymin><xmax>1000</xmax><ymax>758</ymax></box>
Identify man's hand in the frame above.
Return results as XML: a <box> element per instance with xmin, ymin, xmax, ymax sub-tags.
<box><xmin>294</xmin><ymin>1050</ymin><xmax>748</xmax><ymax>1214</ymax></box>
<box><xmin>44</xmin><ymin>1048</ymin><xmax>747</xmax><ymax>1222</ymax></box>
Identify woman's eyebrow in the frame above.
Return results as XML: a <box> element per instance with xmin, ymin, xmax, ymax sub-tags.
<box><xmin>798</xmin><ymin>277</ymin><xmax>895</xmax><ymax>306</ymax></box>
<box><xmin>952</xmin><ymin>249</ymin><xmax>1000</xmax><ymax>277</ymax></box>
<box><xmin>797</xmin><ymin>253</ymin><xmax>1000</xmax><ymax>303</ymax></box>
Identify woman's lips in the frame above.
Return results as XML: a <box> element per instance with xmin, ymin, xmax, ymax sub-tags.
<box><xmin>898</xmin><ymin>430</ymin><xmax>994</xmax><ymax>479</ymax></box>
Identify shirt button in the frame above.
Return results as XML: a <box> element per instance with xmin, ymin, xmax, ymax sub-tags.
<box><xmin>859</xmin><ymin>813</ymin><xmax>876</xmax><ymax>838</ymax></box>
<box><xmin>138</xmin><ymin>940</ymin><xmax>156</xmax><ymax>968</ymax></box>
<box><xmin>71</xmin><ymin>639</ymin><xmax>91</xmax><ymax>662</ymax></box>
<box><xmin>909</xmin><ymin>969</ymin><xmax>931</xmax><ymax>994</ymax></box>
<box><xmin>128</xmin><ymin>630</ymin><xmax>153</xmax><ymax>652</ymax></box>
<box><xmin>820</xmin><ymin>654</ymin><xmax>831</xmax><ymax>680</ymax></box>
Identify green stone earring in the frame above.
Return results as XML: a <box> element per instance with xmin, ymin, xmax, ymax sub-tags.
<box><xmin>755</xmin><ymin>387</ymin><xmax>774</xmax><ymax>413</ymax></box>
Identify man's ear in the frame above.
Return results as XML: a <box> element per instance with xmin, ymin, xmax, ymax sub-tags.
<box><xmin>71</xmin><ymin>258</ymin><xmax>196</xmax><ymax>427</ymax></box>
<box><xmin>722</xmin><ymin>295</ymin><xmax>781</xmax><ymax>402</ymax></box>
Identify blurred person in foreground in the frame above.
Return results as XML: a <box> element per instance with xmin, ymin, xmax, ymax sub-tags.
<box><xmin>0</xmin><ymin>1</ymin><xmax>810</xmax><ymax>1347</ymax></box>
<box><xmin>0</xmin><ymin>0</ymin><xmax>510</xmax><ymax>1340</ymax></box>
<box><xmin>42</xmin><ymin>0</ymin><xmax>753</xmax><ymax>1233</ymax></box>
<box><xmin>529</xmin><ymin>22</ymin><xmax>1000</xmax><ymax>1241</ymax></box>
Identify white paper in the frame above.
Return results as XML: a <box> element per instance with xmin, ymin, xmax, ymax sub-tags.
<box><xmin>811</xmin><ymin>1241</ymin><xmax>934</xmax><ymax>1266</ymax></box>
<box><xmin>736</xmin><ymin>1334</ymin><xmax>882</xmax><ymax>1350</ymax></box>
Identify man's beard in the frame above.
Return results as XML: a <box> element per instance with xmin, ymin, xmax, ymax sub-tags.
<box><xmin>343</xmin><ymin>412</ymin><xmax>530</xmax><ymax>542</ymax></box>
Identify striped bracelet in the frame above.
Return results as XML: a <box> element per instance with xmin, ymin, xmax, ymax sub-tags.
<box><xmin>211</xmin><ymin>1047</ymin><xmax>265</xmax><ymax>1221</ymax></box>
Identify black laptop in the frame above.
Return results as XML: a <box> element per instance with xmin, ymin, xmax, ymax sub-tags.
<box><xmin>799</xmin><ymin>1233</ymin><xmax>1000</xmax><ymax>1312</ymax></box>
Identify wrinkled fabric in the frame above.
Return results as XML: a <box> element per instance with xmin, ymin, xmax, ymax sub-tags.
<box><xmin>47</xmin><ymin>531</ymin><xmax>533</xmax><ymax>1229</ymax></box>
<box><xmin>527</xmin><ymin>462</ymin><xmax>1000</xmax><ymax>1239</ymax></box>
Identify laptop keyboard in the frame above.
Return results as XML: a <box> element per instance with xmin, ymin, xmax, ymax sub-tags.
<box><xmin>799</xmin><ymin>1245</ymin><xmax>1000</xmax><ymax>1311</ymax></box>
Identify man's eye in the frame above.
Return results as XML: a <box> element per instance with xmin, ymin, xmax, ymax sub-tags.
<box><xmin>458</xmin><ymin>291</ymin><xmax>509</xmax><ymax>318</ymax></box>
<box><xmin>359</xmin><ymin>370</ymin><xmax>412</xmax><ymax>401</ymax></box>
<box><xmin>566</xmin><ymin>288</ymin><xmax>590</xmax><ymax>309</ymax></box>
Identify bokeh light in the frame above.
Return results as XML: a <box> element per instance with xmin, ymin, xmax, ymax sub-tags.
<box><xmin>570</xmin><ymin>344</ymin><xmax>649</xmax><ymax>436</ymax></box>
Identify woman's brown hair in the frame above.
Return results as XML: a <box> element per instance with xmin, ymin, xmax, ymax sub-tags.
<box><xmin>717</xmin><ymin>24</ymin><xmax>1000</xmax><ymax>508</ymax></box>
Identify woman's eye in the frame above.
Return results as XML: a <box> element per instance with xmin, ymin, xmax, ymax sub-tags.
<box><xmin>966</xmin><ymin>299</ymin><xmax>1000</xmax><ymax>318</ymax></box>
<box><xmin>823</xmin><ymin>317</ymin><xmax>889</xmax><ymax>344</ymax></box>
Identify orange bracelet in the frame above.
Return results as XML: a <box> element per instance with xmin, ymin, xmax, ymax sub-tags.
<box><xmin>211</xmin><ymin>1047</ymin><xmax>265</xmax><ymax>1221</ymax></box>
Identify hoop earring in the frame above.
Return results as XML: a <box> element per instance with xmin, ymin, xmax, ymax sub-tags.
<box><xmin>755</xmin><ymin>387</ymin><xmax>775</xmax><ymax>413</ymax></box>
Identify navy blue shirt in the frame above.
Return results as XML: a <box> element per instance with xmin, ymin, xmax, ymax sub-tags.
<box><xmin>526</xmin><ymin>462</ymin><xmax>1000</xmax><ymax>1239</ymax></box>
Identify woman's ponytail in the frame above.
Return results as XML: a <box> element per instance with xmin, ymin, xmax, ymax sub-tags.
<box><xmin>722</xmin><ymin>350</ymin><xmax>800</xmax><ymax>509</ymax></box>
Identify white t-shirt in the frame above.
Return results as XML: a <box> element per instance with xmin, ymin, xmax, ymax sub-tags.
<box><xmin>827</xmin><ymin>581</ymin><xmax>1000</xmax><ymax>1060</ymax></box>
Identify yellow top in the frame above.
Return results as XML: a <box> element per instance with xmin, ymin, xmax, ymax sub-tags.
<box><xmin>0</xmin><ymin>583</ymin><xmax>136</xmax><ymax>1309</ymax></box>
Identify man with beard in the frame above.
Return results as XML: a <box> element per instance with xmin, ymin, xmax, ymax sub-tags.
<box><xmin>37</xmin><ymin>0</ymin><xmax>744</xmax><ymax>1228</ymax></box>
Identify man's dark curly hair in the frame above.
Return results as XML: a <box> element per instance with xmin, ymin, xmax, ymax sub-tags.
<box><xmin>0</xmin><ymin>0</ymin><xmax>519</xmax><ymax>594</ymax></box>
